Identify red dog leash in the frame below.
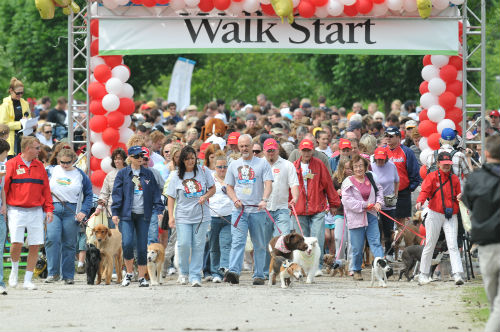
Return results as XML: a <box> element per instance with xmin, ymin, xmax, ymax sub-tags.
<box><xmin>289</xmin><ymin>203</ymin><xmax>304</xmax><ymax>236</ymax></box>
<box><xmin>378</xmin><ymin>210</ymin><xmax>425</xmax><ymax>240</ymax></box>
<box><xmin>233</xmin><ymin>205</ymin><xmax>282</xmax><ymax>235</ymax></box>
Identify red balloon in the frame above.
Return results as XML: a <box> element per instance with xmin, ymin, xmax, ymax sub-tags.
<box><xmin>418</xmin><ymin>120</ymin><xmax>437</xmax><ymax>137</ymax></box>
<box><xmin>428</xmin><ymin>133</ymin><xmax>441</xmax><ymax>150</ymax></box>
<box><xmin>419</xmin><ymin>109</ymin><xmax>429</xmax><ymax>122</ymax></box>
<box><xmin>458</xmin><ymin>21</ymin><xmax>463</xmax><ymax>38</ymax></box>
<box><xmin>372</xmin><ymin>0</ymin><xmax>384</xmax><ymax>4</ymax></box>
<box><xmin>107</xmin><ymin>111</ymin><xmax>125</xmax><ymax>128</ymax></box>
<box><xmin>111</xmin><ymin>142</ymin><xmax>128</xmax><ymax>154</ymax></box>
<box><xmin>156</xmin><ymin>0</ymin><xmax>170</xmax><ymax>3</ymax></box>
<box><xmin>90</xmin><ymin>20</ymin><xmax>99</xmax><ymax>38</ymax></box>
<box><xmin>118</xmin><ymin>98</ymin><xmax>135</xmax><ymax>115</ymax></box>
<box><xmin>355</xmin><ymin>0</ymin><xmax>373</xmax><ymax>14</ymax></box>
<box><xmin>198</xmin><ymin>0</ymin><xmax>214</xmax><ymax>12</ymax></box>
<box><xmin>456</xmin><ymin>124</ymin><xmax>463</xmax><ymax>137</ymax></box>
<box><xmin>298</xmin><ymin>1</ymin><xmax>315</xmax><ymax>18</ymax></box>
<box><xmin>419</xmin><ymin>81</ymin><xmax>429</xmax><ymax>95</ymax></box>
<box><xmin>88</xmin><ymin>82</ymin><xmax>106</xmax><ymax>99</ymax></box>
<box><xmin>90</xmin><ymin>39</ymin><xmax>99</xmax><ymax>57</ymax></box>
<box><xmin>439</xmin><ymin>64</ymin><xmax>458</xmax><ymax>83</ymax></box>
<box><xmin>439</xmin><ymin>91</ymin><xmax>456</xmax><ymax>111</ymax></box>
<box><xmin>90</xmin><ymin>100</ymin><xmax>107</xmax><ymax>115</ymax></box>
<box><xmin>89</xmin><ymin>115</ymin><xmax>108</xmax><ymax>133</ymax></box>
<box><xmin>261</xmin><ymin>3</ymin><xmax>277</xmax><ymax>15</ymax></box>
<box><xmin>446</xmin><ymin>80</ymin><xmax>462</xmax><ymax>97</ymax></box>
<box><xmin>422</xmin><ymin>54</ymin><xmax>431</xmax><ymax>66</ymax></box>
<box><xmin>94</xmin><ymin>64</ymin><xmax>112</xmax><ymax>83</ymax></box>
<box><xmin>143</xmin><ymin>0</ymin><xmax>156</xmax><ymax>6</ymax></box>
<box><xmin>130</xmin><ymin>0</ymin><xmax>142</xmax><ymax>3</ymax></box>
<box><xmin>91</xmin><ymin>170</ymin><xmax>107</xmax><ymax>187</ymax></box>
<box><xmin>312</xmin><ymin>0</ymin><xmax>328</xmax><ymax>6</ymax></box>
<box><xmin>214</xmin><ymin>0</ymin><xmax>231</xmax><ymax>10</ymax></box>
<box><xmin>343</xmin><ymin>4</ymin><xmax>358</xmax><ymax>16</ymax></box>
<box><xmin>448</xmin><ymin>55</ymin><xmax>463</xmax><ymax>70</ymax></box>
<box><xmin>102</xmin><ymin>127</ymin><xmax>120</xmax><ymax>146</ymax></box>
<box><xmin>90</xmin><ymin>157</ymin><xmax>102</xmax><ymax>171</ymax></box>
<box><xmin>419</xmin><ymin>165</ymin><xmax>428</xmax><ymax>180</ymax></box>
<box><xmin>102</xmin><ymin>55</ymin><xmax>123</xmax><ymax>68</ymax></box>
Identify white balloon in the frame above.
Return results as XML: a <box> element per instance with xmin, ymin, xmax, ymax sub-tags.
<box><xmin>450</xmin><ymin>0</ymin><xmax>464</xmax><ymax>4</ymax></box>
<box><xmin>371</xmin><ymin>2</ymin><xmax>388</xmax><ymax>15</ymax></box>
<box><xmin>456</xmin><ymin>70</ymin><xmax>463</xmax><ymax>81</ymax></box>
<box><xmin>90</xmin><ymin>131</ymin><xmax>102</xmax><ymax>143</ymax></box>
<box><xmin>101</xmin><ymin>157</ymin><xmax>114</xmax><ymax>174</ymax></box>
<box><xmin>102</xmin><ymin>0</ymin><xmax>119</xmax><ymax>9</ymax></box>
<box><xmin>111</xmin><ymin>65</ymin><xmax>130</xmax><ymax>83</ymax></box>
<box><xmin>243</xmin><ymin>0</ymin><xmax>261</xmax><ymax>12</ymax></box>
<box><xmin>90</xmin><ymin>56</ymin><xmax>105</xmax><ymax>72</ymax></box>
<box><xmin>432</xmin><ymin>0</ymin><xmax>449</xmax><ymax>10</ymax></box>
<box><xmin>428</xmin><ymin>105</ymin><xmax>446</xmax><ymax>123</ymax></box>
<box><xmin>102</xmin><ymin>94</ymin><xmax>120</xmax><ymax>112</ymax></box>
<box><xmin>226</xmin><ymin>0</ymin><xmax>243</xmax><ymax>14</ymax></box>
<box><xmin>327</xmin><ymin>0</ymin><xmax>343</xmax><ymax>15</ymax></box>
<box><xmin>437</xmin><ymin>119</ymin><xmax>456</xmax><ymax>134</ymax></box>
<box><xmin>117</xmin><ymin>83</ymin><xmax>134</xmax><ymax>99</ymax></box>
<box><xmin>420</xmin><ymin>92</ymin><xmax>439</xmax><ymax>109</ymax></box>
<box><xmin>90</xmin><ymin>2</ymin><xmax>98</xmax><ymax>16</ymax></box>
<box><xmin>315</xmin><ymin>5</ymin><xmax>329</xmax><ymax>17</ymax></box>
<box><xmin>428</xmin><ymin>77</ymin><xmax>447</xmax><ymax>96</ymax></box>
<box><xmin>339</xmin><ymin>0</ymin><xmax>355</xmax><ymax>6</ymax></box>
<box><xmin>420</xmin><ymin>148</ymin><xmax>433</xmax><ymax>166</ymax></box>
<box><xmin>430</xmin><ymin>55</ymin><xmax>449</xmax><ymax>68</ymax></box>
<box><xmin>260</xmin><ymin>0</ymin><xmax>271</xmax><ymax>4</ymax></box>
<box><xmin>419</xmin><ymin>137</ymin><xmax>429</xmax><ymax>151</ymax></box>
<box><xmin>421</xmin><ymin>65</ymin><xmax>440</xmax><ymax>81</ymax></box>
<box><xmin>119</xmin><ymin>127</ymin><xmax>134</xmax><ymax>144</ymax></box>
<box><xmin>91</xmin><ymin>142</ymin><xmax>111</xmax><ymax>160</ymax></box>
<box><xmin>90</xmin><ymin>74</ymin><xmax>97</xmax><ymax>83</ymax></box>
<box><xmin>386</xmin><ymin>0</ymin><xmax>403</xmax><ymax>11</ymax></box>
<box><xmin>169</xmin><ymin>0</ymin><xmax>186</xmax><ymax>10</ymax></box>
<box><xmin>120</xmin><ymin>115</ymin><xmax>132</xmax><ymax>129</ymax></box>
<box><xmin>292</xmin><ymin>0</ymin><xmax>300</xmax><ymax>7</ymax></box>
<box><xmin>455</xmin><ymin>96</ymin><xmax>463</xmax><ymax>108</ymax></box>
<box><xmin>185</xmin><ymin>0</ymin><xmax>200</xmax><ymax>7</ymax></box>
<box><xmin>105</xmin><ymin>78</ymin><xmax>124</xmax><ymax>96</ymax></box>
<box><xmin>403</xmin><ymin>0</ymin><xmax>417</xmax><ymax>12</ymax></box>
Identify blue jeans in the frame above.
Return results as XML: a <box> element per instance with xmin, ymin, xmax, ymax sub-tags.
<box><xmin>148</xmin><ymin>212</ymin><xmax>159</xmax><ymax>245</ymax></box>
<box><xmin>0</xmin><ymin>215</ymin><xmax>6</xmax><ymax>287</ymax></box>
<box><xmin>349</xmin><ymin>213</ymin><xmax>384</xmax><ymax>272</ymax></box>
<box><xmin>54</xmin><ymin>125</ymin><xmax>68</xmax><ymax>140</ymax></box>
<box><xmin>177</xmin><ymin>222</ymin><xmax>209</xmax><ymax>282</ymax></box>
<box><xmin>264</xmin><ymin>209</ymin><xmax>291</xmax><ymax>277</ymax></box>
<box><xmin>298</xmin><ymin>212</ymin><xmax>326</xmax><ymax>265</ymax></box>
<box><xmin>121</xmin><ymin>213</ymin><xmax>149</xmax><ymax>266</ymax></box>
<box><xmin>209</xmin><ymin>216</ymin><xmax>232</xmax><ymax>278</ymax></box>
<box><xmin>45</xmin><ymin>202</ymin><xmax>78</xmax><ymax>280</ymax></box>
<box><xmin>228</xmin><ymin>211</ymin><xmax>266</xmax><ymax>279</ymax></box>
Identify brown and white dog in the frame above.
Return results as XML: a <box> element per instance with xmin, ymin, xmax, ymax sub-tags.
<box><xmin>279</xmin><ymin>260</ymin><xmax>303</xmax><ymax>289</ymax></box>
<box><xmin>391</xmin><ymin>211</ymin><xmax>424</xmax><ymax>261</ymax></box>
<box><xmin>323</xmin><ymin>254</ymin><xmax>348</xmax><ymax>277</ymax></box>
<box><xmin>268</xmin><ymin>231</ymin><xmax>308</xmax><ymax>284</ymax></box>
<box><xmin>92</xmin><ymin>224</ymin><xmax>123</xmax><ymax>285</ymax></box>
<box><xmin>147</xmin><ymin>243</ymin><xmax>165</xmax><ymax>286</ymax></box>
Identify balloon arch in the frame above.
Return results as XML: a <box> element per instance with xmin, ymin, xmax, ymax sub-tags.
<box><xmin>64</xmin><ymin>0</ymin><xmax>485</xmax><ymax>188</ymax></box>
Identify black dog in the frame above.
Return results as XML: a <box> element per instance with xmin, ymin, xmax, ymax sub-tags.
<box><xmin>86</xmin><ymin>244</ymin><xmax>101</xmax><ymax>285</ymax></box>
<box><xmin>399</xmin><ymin>240</ymin><xmax>448</xmax><ymax>281</ymax></box>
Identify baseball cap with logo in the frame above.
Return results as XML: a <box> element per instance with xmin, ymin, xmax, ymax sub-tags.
<box><xmin>441</xmin><ymin>128</ymin><xmax>456</xmax><ymax>141</ymax></box>
<box><xmin>141</xmin><ymin>147</ymin><xmax>150</xmax><ymax>159</ymax></box>
<box><xmin>490</xmin><ymin>110</ymin><xmax>500</xmax><ymax>117</ymax></box>
<box><xmin>128</xmin><ymin>145</ymin><xmax>143</xmax><ymax>156</ymax></box>
<box><xmin>263</xmin><ymin>138</ymin><xmax>279</xmax><ymax>151</ymax></box>
<box><xmin>299</xmin><ymin>139</ymin><xmax>314</xmax><ymax>150</ymax></box>
<box><xmin>437</xmin><ymin>151</ymin><xmax>453</xmax><ymax>164</ymax></box>
<box><xmin>385</xmin><ymin>126</ymin><xmax>401</xmax><ymax>136</ymax></box>
<box><xmin>339</xmin><ymin>139</ymin><xmax>352</xmax><ymax>150</ymax></box>
<box><xmin>373</xmin><ymin>147</ymin><xmax>388</xmax><ymax>160</ymax></box>
<box><xmin>405</xmin><ymin>120</ymin><xmax>417</xmax><ymax>129</ymax></box>
<box><xmin>227</xmin><ymin>132</ymin><xmax>241</xmax><ymax>145</ymax></box>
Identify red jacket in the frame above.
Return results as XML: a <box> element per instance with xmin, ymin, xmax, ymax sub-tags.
<box><xmin>4</xmin><ymin>154</ymin><xmax>54</xmax><ymax>212</ymax></box>
<box><xmin>417</xmin><ymin>169</ymin><xmax>461</xmax><ymax>214</ymax></box>
<box><xmin>293</xmin><ymin>156</ymin><xmax>340</xmax><ymax>216</ymax></box>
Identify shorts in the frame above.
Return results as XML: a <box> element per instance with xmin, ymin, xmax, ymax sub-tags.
<box><xmin>325</xmin><ymin>223</ymin><xmax>335</xmax><ymax>230</ymax></box>
<box><xmin>77</xmin><ymin>231</ymin><xmax>87</xmax><ymax>251</ymax></box>
<box><xmin>7</xmin><ymin>206</ymin><xmax>44</xmax><ymax>245</ymax></box>
<box><xmin>395</xmin><ymin>188</ymin><xmax>412</xmax><ymax>219</ymax></box>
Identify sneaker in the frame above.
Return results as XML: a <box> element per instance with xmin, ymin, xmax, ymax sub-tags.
<box><xmin>8</xmin><ymin>272</ymin><xmax>18</xmax><ymax>288</ymax></box>
<box><xmin>203</xmin><ymin>275</ymin><xmax>213</xmax><ymax>282</ymax></box>
<box><xmin>167</xmin><ymin>267</ymin><xmax>177</xmax><ymax>276</ymax></box>
<box><xmin>418</xmin><ymin>273</ymin><xmax>431</xmax><ymax>285</ymax></box>
<box><xmin>76</xmin><ymin>264</ymin><xmax>85</xmax><ymax>274</ymax></box>
<box><xmin>177</xmin><ymin>275</ymin><xmax>188</xmax><ymax>285</ymax></box>
<box><xmin>353</xmin><ymin>271</ymin><xmax>363</xmax><ymax>281</ymax></box>
<box><xmin>454</xmin><ymin>274</ymin><xmax>464</xmax><ymax>286</ymax></box>
<box><xmin>64</xmin><ymin>279</ymin><xmax>74</xmax><ymax>285</ymax></box>
<box><xmin>122</xmin><ymin>273</ymin><xmax>133</xmax><ymax>287</ymax></box>
<box><xmin>138</xmin><ymin>277</ymin><xmax>149</xmax><ymax>287</ymax></box>
<box><xmin>224</xmin><ymin>271</ymin><xmax>239</xmax><ymax>284</ymax></box>
<box><xmin>212</xmin><ymin>276</ymin><xmax>222</xmax><ymax>283</ymax></box>
<box><xmin>315</xmin><ymin>270</ymin><xmax>323</xmax><ymax>277</ymax></box>
<box><xmin>0</xmin><ymin>285</ymin><xmax>7</xmax><ymax>295</ymax></box>
<box><xmin>23</xmin><ymin>281</ymin><xmax>37</xmax><ymax>290</ymax></box>
<box><xmin>191</xmin><ymin>280</ymin><xmax>202</xmax><ymax>287</ymax></box>
<box><xmin>252</xmin><ymin>278</ymin><xmax>265</xmax><ymax>285</ymax></box>
<box><xmin>44</xmin><ymin>275</ymin><xmax>60</xmax><ymax>283</ymax></box>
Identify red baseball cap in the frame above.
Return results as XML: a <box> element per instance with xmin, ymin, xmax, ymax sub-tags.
<box><xmin>141</xmin><ymin>147</ymin><xmax>150</xmax><ymax>159</ymax></box>
<box><xmin>339</xmin><ymin>139</ymin><xmax>352</xmax><ymax>150</ymax></box>
<box><xmin>263</xmin><ymin>138</ymin><xmax>278</xmax><ymax>151</ymax></box>
<box><xmin>490</xmin><ymin>110</ymin><xmax>500</xmax><ymax>117</ymax></box>
<box><xmin>299</xmin><ymin>139</ymin><xmax>314</xmax><ymax>150</ymax></box>
<box><xmin>438</xmin><ymin>151</ymin><xmax>453</xmax><ymax>164</ymax></box>
<box><xmin>227</xmin><ymin>132</ymin><xmax>241</xmax><ymax>145</ymax></box>
<box><xmin>373</xmin><ymin>147</ymin><xmax>388</xmax><ymax>160</ymax></box>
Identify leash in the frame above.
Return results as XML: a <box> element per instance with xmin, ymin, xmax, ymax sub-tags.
<box><xmin>289</xmin><ymin>203</ymin><xmax>304</xmax><ymax>236</ymax></box>
<box><xmin>379</xmin><ymin>210</ymin><xmax>425</xmax><ymax>240</ymax></box>
<box><xmin>198</xmin><ymin>201</ymin><xmax>245</xmax><ymax>235</ymax></box>
<box><xmin>335</xmin><ymin>214</ymin><xmax>347</xmax><ymax>261</ymax></box>
<box><xmin>233</xmin><ymin>204</ymin><xmax>282</xmax><ymax>235</ymax></box>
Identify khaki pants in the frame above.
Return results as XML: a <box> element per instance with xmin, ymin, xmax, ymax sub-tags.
<box><xmin>479</xmin><ymin>243</ymin><xmax>500</xmax><ymax>332</ymax></box>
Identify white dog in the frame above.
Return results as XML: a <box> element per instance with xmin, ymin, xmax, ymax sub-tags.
<box><xmin>292</xmin><ymin>237</ymin><xmax>320</xmax><ymax>284</ymax></box>
<box><xmin>371</xmin><ymin>257</ymin><xmax>393</xmax><ymax>288</ymax></box>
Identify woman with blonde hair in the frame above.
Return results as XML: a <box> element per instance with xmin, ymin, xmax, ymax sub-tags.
<box><xmin>0</xmin><ymin>78</ymin><xmax>31</xmax><ymax>155</ymax></box>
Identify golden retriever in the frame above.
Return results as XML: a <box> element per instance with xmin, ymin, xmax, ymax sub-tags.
<box><xmin>92</xmin><ymin>224</ymin><xmax>123</xmax><ymax>285</ymax></box>
<box><xmin>147</xmin><ymin>243</ymin><xmax>165</xmax><ymax>286</ymax></box>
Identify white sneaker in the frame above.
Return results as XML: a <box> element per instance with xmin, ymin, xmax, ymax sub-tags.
<box><xmin>177</xmin><ymin>275</ymin><xmax>188</xmax><ymax>285</ymax></box>
<box><xmin>23</xmin><ymin>281</ymin><xmax>37</xmax><ymax>290</ymax></box>
<box><xmin>418</xmin><ymin>274</ymin><xmax>431</xmax><ymax>285</ymax></box>
<box><xmin>454</xmin><ymin>274</ymin><xmax>464</xmax><ymax>285</ymax></box>
<box><xmin>122</xmin><ymin>273</ymin><xmax>133</xmax><ymax>287</ymax></box>
<box><xmin>191</xmin><ymin>280</ymin><xmax>201</xmax><ymax>287</ymax></box>
<box><xmin>315</xmin><ymin>270</ymin><xmax>323</xmax><ymax>277</ymax></box>
<box><xmin>0</xmin><ymin>285</ymin><xmax>7</xmax><ymax>295</ymax></box>
<box><xmin>204</xmin><ymin>275</ymin><xmax>213</xmax><ymax>282</ymax></box>
<box><xmin>8</xmin><ymin>272</ymin><xmax>18</xmax><ymax>288</ymax></box>
<box><xmin>212</xmin><ymin>276</ymin><xmax>222</xmax><ymax>283</ymax></box>
<box><xmin>167</xmin><ymin>267</ymin><xmax>177</xmax><ymax>276</ymax></box>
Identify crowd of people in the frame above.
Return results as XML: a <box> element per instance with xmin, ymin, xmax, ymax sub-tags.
<box><xmin>0</xmin><ymin>77</ymin><xmax>499</xmax><ymax>330</ymax></box>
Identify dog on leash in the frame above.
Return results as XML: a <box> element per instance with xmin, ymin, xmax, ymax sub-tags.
<box><xmin>292</xmin><ymin>237</ymin><xmax>321</xmax><ymax>284</ymax></box>
<box><xmin>391</xmin><ymin>211</ymin><xmax>424</xmax><ymax>261</ymax></box>
<box><xmin>279</xmin><ymin>260</ymin><xmax>303</xmax><ymax>289</ymax></box>
<box><xmin>92</xmin><ymin>224</ymin><xmax>123</xmax><ymax>285</ymax></box>
<box><xmin>34</xmin><ymin>248</ymin><xmax>48</xmax><ymax>279</ymax></box>
<box><xmin>398</xmin><ymin>240</ymin><xmax>448</xmax><ymax>281</ymax></box>
<box><xmin>147</xmin><ymin>243</ymin><xmax>165</xmax><ymax>286</ymax></box>
<box><xmin>323</xmin><ymin>254</ymin><xmax>348</xmax><ymax>277</ymax></box>
<box><xmin>86</xmin><ymin>244</ymin><xmax>101</xmax><ymax>285</ymax></box>
<box><xmin>370</xmin><ymin>257</ymin><xmax>393</xmax><ymax>288</ymax></box>
<box><xmin>268</xmin><ymin>231</ymin><xmax>308</xmax><ymax>284</ymax></box>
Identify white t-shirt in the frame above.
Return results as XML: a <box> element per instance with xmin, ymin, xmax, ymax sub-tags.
<box><xmin>36</xmin><ymin>133</ymin><xmax>54</xmax><ymax>148</ymax></box>
<box><xmin>301</xmin><ymin>162</ymin><xmax>310</xmax><ymax>191</ymax></box>
<box><xmin>209</xmin><ymin>172</ymin><xmax>233</xmax><ymax>217</ymax></box>
<box><xmin>316</xmin><ymin>146</ymin><xmax>333</xmax><ymax>157</ymax></box>
<box><xmin>131</xmin><ymin>169</ymin><xmax>144</xmax><ymax>214</ymax></box>
<box><xmin>267</xmin><ymin>157</ymin><xmax>299</xmax><ymax>211</ymax></box>
<box><xmin>50</xmin><ymin>165</ymin><xmax>82</xmax><ymax>204</ymax></box>
<box><xmin>151</xmin><ymin>151</ymin><xmax>165</xmax><ymax>166</ymax></box>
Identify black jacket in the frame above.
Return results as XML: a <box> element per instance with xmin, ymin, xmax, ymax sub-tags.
<box><xmin>461</xmin><ymin>163</ymin><xmax>500</xmax><ymax>245</ymax></box>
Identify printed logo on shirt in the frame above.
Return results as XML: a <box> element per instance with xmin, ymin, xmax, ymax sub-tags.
<box><xmin>132</xmin><ymin>175</ymin><xmax>143</xmax><ymax>195</ymax></box>
<box><xmin>273</xmin><ymin>169</ymin><xmax>280</xmax><ymax>174</ymax></box>
<box><xmin>389</xmin><ymin>157</ymin><xmax>405</xmax><ymax>163</ymax></box>
<box><xmin>182</xmin><ymin>178</ymin><xmax>204</xmax><ymax>198</ymax></box>
<box><xmin>56</xmin><ymin>177</ymin><xmax>72</xmax><ymax>186</ymax></box>
<box><xmin>237</xmin><ymin>165</ymin><xmax>256</xmax><ymax>184</ymax></box>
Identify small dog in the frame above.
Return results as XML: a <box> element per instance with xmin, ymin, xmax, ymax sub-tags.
<box><xmin>86</xmin><ymin>244</ymin><xmax>101</xmax><ymax>285</ymax></box>
<box><xmin>34</xmin><ymin>250</ymin><xmax>48</xmax><ymax>279</ymax></box>
<box><xmin>371</xmin><ymin>257</ymin><xmax>393</xmax><ymax>288</ymax></box>
<box><xmin>292</xmin><ymin>237</ymin><xmax>321</xmax><ymax>284</ymax></box>
<box><xmin>92</xmin><ymin>224</ymin><xmax>123</xmax><ymax>285</ymax></box>
<box><xmin>279</xmin><ymin>260</ymin><xmax>303</xmax><ymax>289</ymax></box>
<box><xmin>398</xmin><ymin>240</ymin><xmax>448</xmax><ymax>281</ymax></box>
<box><xmin>268</xmin><ymin>231</ymin><xmax>308</xmax><ymax>283</ymax></box>
<box><xmin>147</xmin><ymin>243</ymin><xmax>165</xmax><ymax>286</ymax></box>
<box><xmin>323</xmin><ymin>254</ymin><xmax>348</xmax><ymax>277</ymax></box>
<box><xmin>391</xmin><ymin>211</ymin><xmax>424</xmax><ymax>261</ymax></box>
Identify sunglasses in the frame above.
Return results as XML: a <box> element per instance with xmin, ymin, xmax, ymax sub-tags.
<box><xmin>216</xmin><ymin>165</ymin><xmax>228</xmax><ymax>169</ymax></box>
<box><xmin>253</xmin><ymin>150</ymin><xmax>262</xmax><ymax>154</ymax></box>
<box><xmin>163</xmin><ymin>150</ymin><xmax>170</xmax><ymax>154</ymax></box>
<box><xmin>265</xmin><ymin>149</ymin><xmax>276</xmax><ymax>153</ymax></box>
<box><xmin>14</xmin><ymin>91</ymin><xmax>24</xmax><ymax>96</ymax></box>
<box><xmin>385</xmin><ymin>135</ymin><xmax>395</xmax><ymax>138</ymax></box>
<box><xmin>45</xmin><ymin>131</ymin><xmax>52</xmax><ymax>134</ymax></box>
<box><xmin>59</xmin><ymin>160</ymin><xmax>72</xmax><ymax>165</ymax></box>
<box><xmin>221</xmin><ymin>186</ymin><xmax>227</xmax><ymax>195</ymax></box>
<box><xmin>143</xmin><ymin>158</ymin><xmax>149</xmax><ymax>162</ymax></box>
<box><xmin>131</xmin><ymin>154</ymin><xmax>144</xmax><ymax>159</ymax></box>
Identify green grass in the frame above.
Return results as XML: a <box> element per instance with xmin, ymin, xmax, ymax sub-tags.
<box><xmin>463</xmin><ymin>286</ymin><xmax>490</xmax><ymax>324</ymax></box>
<box><xmin>2</xmin><ymin>268</ymin><xmax>26</xmax><ymax>284</ymax></box>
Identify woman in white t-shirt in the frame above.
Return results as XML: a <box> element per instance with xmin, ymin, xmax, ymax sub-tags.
<box><xmin>45</xmin><ymin>148</ymin><xmax>93</xmax><ymax>284</ymax></box>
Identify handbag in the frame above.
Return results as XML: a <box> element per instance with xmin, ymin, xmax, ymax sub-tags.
<box><xmin>384</xmin><ymin>194</ymin><xmax>398</xmax><ymax>207</ymax></box>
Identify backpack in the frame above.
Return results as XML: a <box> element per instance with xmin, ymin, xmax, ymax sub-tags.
<box><xmin>427</xmin><ymin>149</ymin><xmax>458</xmax><ymax>174</ymax></box>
